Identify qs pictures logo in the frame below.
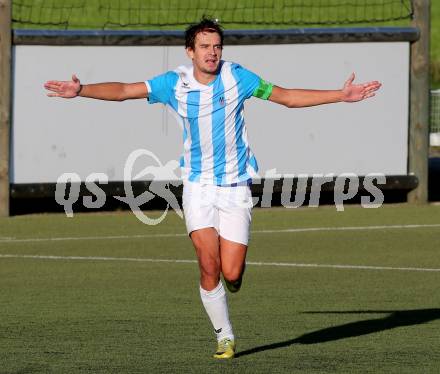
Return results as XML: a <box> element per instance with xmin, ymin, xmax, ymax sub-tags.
<box><xmin>55</xmin><ymin>149</ymin><xmax>183</xmax><ymax>225</ymax></box>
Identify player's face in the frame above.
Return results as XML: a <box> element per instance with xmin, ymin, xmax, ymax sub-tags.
<box><xmin>187</xmin><ymin>31</ymin><xmax>223</xmax><ymax>76</ymax></box>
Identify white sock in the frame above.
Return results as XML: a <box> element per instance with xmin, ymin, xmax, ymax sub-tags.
<box><xmin>199</xmin><ymin>281</ymin><xmax>234</xmax><ymax>342</ymax></box>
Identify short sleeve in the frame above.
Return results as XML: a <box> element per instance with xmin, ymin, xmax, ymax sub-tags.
<box><xmin>146</xmin><ymin>71</ymin><xmax>179</xmax><ymax>105</ymax></box>
<box><xmin>230</xmin><ymin>63</ymin><xmax>261</xmax><ymax>99</ymax></box>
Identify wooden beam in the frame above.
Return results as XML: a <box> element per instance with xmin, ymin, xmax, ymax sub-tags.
<box><xmin>408</xmin><ymin>0</ymin><xmax>430</xmax><ymax>204</ymax></box>
<box><xmin>12</xmin><ymin>27</ymin><xmax>419</xmax><ymax>46</ymax></box>
<box><xmin>0</xmin><ymin>0</ymin><xmax>12</xmax><ymax>216</ymax></box>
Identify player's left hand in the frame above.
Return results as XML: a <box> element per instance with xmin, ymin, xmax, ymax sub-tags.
<box><xmin>341</xmin><ymin>73</ymin><xmax>382</xmax><ymax>102</ymax></box>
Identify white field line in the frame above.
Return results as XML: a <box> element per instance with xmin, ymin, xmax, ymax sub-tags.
<box><xmin>253</xmin><ymin>223</ymin><xmax>440</xmax><ymax>234</ymax></box>
<box><xmin>0</xmin><ymin>253</ymin><xmax>439</xmax><ymax>272</ymax></box>
<box><xmin>1</xmin><ymin>223</ymin><xmax>440</xmax><ymax>244</ymax></box>
<box><xmin>0</xmin><ymin>233</ymin><xmax>188</xmax><ymax>243</ymax></box>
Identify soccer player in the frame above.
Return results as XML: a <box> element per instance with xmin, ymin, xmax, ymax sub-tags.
<box><xmin>44</xmin><ymin>18</ymin><xmax>381</xmax><ymax>359</ymax></box>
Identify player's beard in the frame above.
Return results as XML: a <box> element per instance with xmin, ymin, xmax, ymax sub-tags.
<box><xmin>202</xmin><ymin>59</ymin><xmax>220</xmax><ymax>74</ymax></box>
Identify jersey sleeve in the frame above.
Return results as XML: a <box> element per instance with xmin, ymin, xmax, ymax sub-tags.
<box><xmin>231</xmin><ymin>63</ymin><xmax>273</xmax><ymax>100</ymax></box>
<box><xmin>231</xmin><ymin>63</ymin><xmax>261</xmax><ymax>99</ymax></box>
<box><xmin>145</xmin><ymin>71</ymin><xmax>179</xmax><ymax>105</ymax></box>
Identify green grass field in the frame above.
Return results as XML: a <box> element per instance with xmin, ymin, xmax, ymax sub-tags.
<box><xmin>1</xmin><ymin>204</ymin><xmax>439</xmax><ymax>373</ymax></box>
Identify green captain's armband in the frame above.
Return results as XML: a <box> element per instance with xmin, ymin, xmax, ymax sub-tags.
<box><xmin>252</xmin><ymin>79</ymin><xmax>274</xmax><ymax>100</ymax></box>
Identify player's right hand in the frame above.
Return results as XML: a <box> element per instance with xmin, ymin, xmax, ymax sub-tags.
<box><xmin>44</xmin><ymin>74</ymin><xmax>81</xmax><ymax>98</ymax></box>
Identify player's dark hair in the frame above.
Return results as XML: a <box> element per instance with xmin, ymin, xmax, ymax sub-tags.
<box><xmin>185</xmin><ymin>17</ymin><xmax>224</xmax><ymax>50</ymax></box>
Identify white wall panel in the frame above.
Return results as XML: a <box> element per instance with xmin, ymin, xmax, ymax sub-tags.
<box><xmin>12</xmin><ymin>42</ymin><xmax>409</xmax><ymax>183</ymax></box>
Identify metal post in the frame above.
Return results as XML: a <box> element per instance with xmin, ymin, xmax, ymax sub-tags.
<box><xmin>408</xmin><ymin>0</ymin><xmax>430</xmax><ymax>204</ymax></box>
<box><xmin>0</xmin><ymin>0</ymin><xmax>12</xmax><ymax>216</ymax></box>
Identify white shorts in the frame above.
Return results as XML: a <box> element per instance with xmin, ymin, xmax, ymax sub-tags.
<box><xmin>182</xmin><ymin>180</ymin><xmax>253</xmax><ymax>245</ymax></box>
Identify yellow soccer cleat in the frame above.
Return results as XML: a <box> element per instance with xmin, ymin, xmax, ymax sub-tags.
<box><xmin>213</xmin><ymin>338</ymin><xmax>236</xmax><ymax>359</ymax></box>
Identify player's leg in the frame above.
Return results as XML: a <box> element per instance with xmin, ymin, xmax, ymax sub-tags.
<box><xmin>182</xmin><ymin>182</ymin><xmax>235</xmax><ymax>358</ymax></box>
<box><xmin>190</xmin><ymin>228</ymin><xmax>235</xmax><ymax>358</ymax></box>
<box><xmin>190</xmin><ymin>227</ymin><xmax>221</xmax><ymax>290</ymax></box>
<box><xmin>220</xmin><ymin>237</ymin><xmax>247</xmax><ymax>293</ymax></box>
<box><xmin>208</xmin><ymin>188</ymin><xmax>251</xmax><ymax>358</ymax></box>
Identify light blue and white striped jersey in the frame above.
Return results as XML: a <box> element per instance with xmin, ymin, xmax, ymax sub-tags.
<box><xmin>145</xmin><ymin>61</ymin><xmax>265</xmax><ymax>185</ymax></box>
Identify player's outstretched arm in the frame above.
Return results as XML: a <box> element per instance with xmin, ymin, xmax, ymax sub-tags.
<box><xmin>44</xmin><ymin>74</ymin><xmax>148</xmax><ymax>101</ymax></box>
<box><xmin>268</xmin><ymin>73</ymin><xmax>381</xmax><ymax>108</ymax></box>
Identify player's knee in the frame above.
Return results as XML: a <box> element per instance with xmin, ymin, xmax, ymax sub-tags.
<box><xmin>222</xmin><ymin>267</ymin><xmax>242</xmax><ymax>283</ymax></box>
<box><xmin>200</xmin><ymin>266</ymin><xmax>221</xmax><ymax>290</ymax></box>
<box><xmin>199</xmin><ymin>258</ymin><xmax>221</xmax><ymax>278</ymax></box>
<box><xmin>201</xmin><ymin>266</ymin><xmax>220</xmax><ymax>280</ymax></box>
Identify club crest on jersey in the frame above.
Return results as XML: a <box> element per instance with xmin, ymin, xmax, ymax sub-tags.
<box><xmin>219</xmin><ymin>96</ymin><xmax>225</xmax><ymax>106</ymax></box>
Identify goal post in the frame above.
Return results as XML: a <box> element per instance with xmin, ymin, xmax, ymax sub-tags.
<box><xmin>408</xmin><ymin>0</ymin><xmax>430</xmax><ymax>204</ymax></box>
<box><xmin>0</xmin><ymin>0</ymin><xmax>11</xmax><ymax>217</ymax></box>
